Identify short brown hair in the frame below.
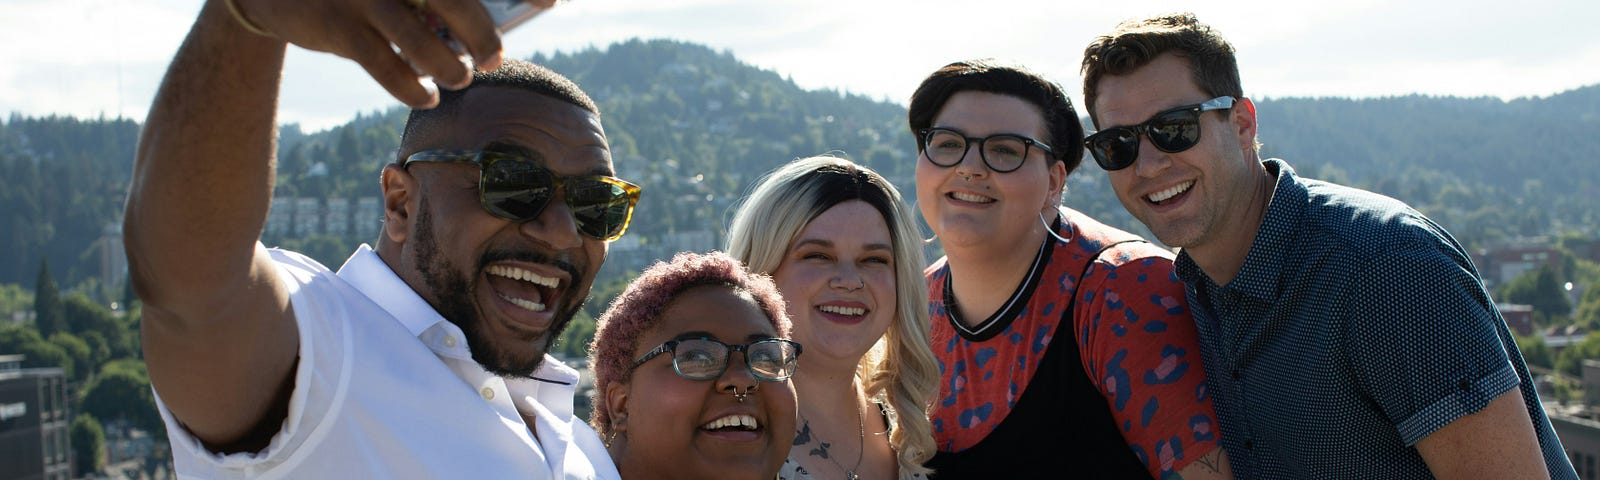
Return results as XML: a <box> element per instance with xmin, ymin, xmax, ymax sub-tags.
<box><xmin>1081</xmin><ymin>13</ymin><xmax>1242</xmax><ymax>127</ymax></box>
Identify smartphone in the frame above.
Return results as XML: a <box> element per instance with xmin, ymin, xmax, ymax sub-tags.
<box><xmin>481</xmin><ymin>0</ymin><xmax>549</xmax><ymax>33</ymax></box>
<box><xmin>424</xmin><ymin>0</ymin><xmax>551</xmax><ymax>56</ymax></box>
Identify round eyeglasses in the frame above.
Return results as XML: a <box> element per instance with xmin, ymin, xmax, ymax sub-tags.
<box><xmin>918</xmin><ymin>127</ymin><xmax>1054</xmax><ymax>173</ymax></box>
<box><xmin>629</xmin><ymin>337</ymin><xmax>802</xmax><ymax>382</ymax></box>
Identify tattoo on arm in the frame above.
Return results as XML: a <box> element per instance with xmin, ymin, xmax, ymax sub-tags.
<box><xmin>1193</xmin><ymin>448</ymin><xmax>1224</xmax><ymax>473</ymax></box>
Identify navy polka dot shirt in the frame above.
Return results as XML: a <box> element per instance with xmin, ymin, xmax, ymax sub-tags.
<box><xmin>1175</xmin><ymin>159</ymin><xmax>1576</xmax><ymax>479</ymax></box>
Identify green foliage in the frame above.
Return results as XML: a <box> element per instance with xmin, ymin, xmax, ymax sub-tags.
<box><xmin>22</xmin><ymin>341</ymin><xmax>72</xmax><ymax>377</ymax></box>
<box><xmin>34</xmin><ymin>259</ymin><xmax>64</xmax><ymax>336</ymax></box>
<box><xmin>49</xmin><ymin>332</ymin><xmax>92</xmax><ymax>382</ymax></box>
<box><xmin>60</xmin><ymin>292</ymin><xmax>136</xmax><ymax>360</ymax></box>
<box><xmin>0</xmin><ymin>115</ymin><xmax>140</xmax><ymax>288</ymax></box>
<box><xmin>81</xmin><ymin>360</ymin><xmax>162</xmax><ymax>434</ymax></box>
<box><xmin>1515</xmin><ymin>334</ymin><xmax>1554</xmax><ymax>370</ymax></box>
<box><xmin>0</xmin><ymin>283</ymin><xmax>30</xmax><ymax>317</ymax></box>
<box><xmin>1557</xmin><ymin>331</ymin><xmax>1600</xmax><ymax>377</ymax></box>
<box><xmin>1576</xmin><ymin>285</ymin><xmax>1600</xmax><ymax>329</ymax></box>
<box><xmin>71</xmin><ymin>413</ymin><xmax>106</xmax><ymax>474</ymax></box>
<box><xmin>1500</xmin><ymin>265</ymin><xmax>1573</xmax><ymax>319</ymax></box>
<box><xmin>555</xmin><ymin>311</ymin><xmax>597</xmax><ymax>359</ymax></box>
<box><xmin>271</xmin><ymin>234</ymin><xmax>354</xmax><ymax>272</ymax></box>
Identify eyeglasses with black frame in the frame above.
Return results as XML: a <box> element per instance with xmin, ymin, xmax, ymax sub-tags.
<box><xmin>1083</xmin><ymin>96</ymin><xmax>1236</xmax><ymax>171</ymax></box>
<box><xmin>402</xmin><ymin>150</ymin><xmax>642</xmax><ymax>241</ymax></box>
<box><xmin>918</xmin><ymin>127</ymin><xmax>1054</xmax><ymax>173</ymax></box>
<box><xmin>629</xmin><ymin>337</ymin><xmax>802</xmax><ymax>382</ymax></box>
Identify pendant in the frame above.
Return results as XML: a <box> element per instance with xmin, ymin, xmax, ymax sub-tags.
<box><xmin>846</xmin><ymin>472</ymin><xmax>859</xmax><ymax>480</ymax></box>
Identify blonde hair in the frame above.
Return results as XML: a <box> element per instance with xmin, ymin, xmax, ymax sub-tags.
<box><xmin>726</xmin><ymin>156</ymin><xmax>938</xmax><ymax>478</ymax></box>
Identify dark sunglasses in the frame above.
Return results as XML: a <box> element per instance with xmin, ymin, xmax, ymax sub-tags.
<box><xmin>629</xmin><ymin>337</ymin><xmax>802</xmax><ymax>382</ymax></box>
<box><xmin>403</xmin><ymin>150</ymin><xmax>642</xmax><ymax>241</ymax></box>
<box><xmin>1084</xmin><ymin>96</ymin><xmax>1236</xmax><ymax>171</ymax></box>
<box><xmin>918</xmin><ymin>127</ymin><xmax>1054</xmax><ymax>173</ymax></box>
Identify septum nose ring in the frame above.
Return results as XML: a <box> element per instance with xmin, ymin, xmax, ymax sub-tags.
<box><xmin>729</xmin><ymin>385</ymin><xmax>757</xmax><ymax>403</ymax></box>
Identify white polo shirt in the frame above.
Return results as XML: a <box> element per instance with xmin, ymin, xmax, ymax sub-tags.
<box><xmin>156</xmin><ymin>244</ymin><xmax>620</xmax><ymax>480</ymax></box>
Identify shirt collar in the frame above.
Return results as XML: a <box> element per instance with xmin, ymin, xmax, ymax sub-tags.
<box><xmin>1176</xmin><ymin>159</ymin><xmax>1308</xmax><ymax>302</ymax></box>
<box><xmin>333</xmin><ymin>244</ymin><xmax>583</xmax><ymax>388</ymax></box>
<box><xmin>336</xmin><ymin>244</ymin><xmax>446</xmax><ymax>337</ymax></box>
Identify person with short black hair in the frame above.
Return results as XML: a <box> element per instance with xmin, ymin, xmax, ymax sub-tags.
<box><xmin>907</xmin><ymin>59</ymin><xmax>1231</xmax><ymax>479</ymax></box>
<box><xmin>125</xmin><ymin>0</ymin><xmax>634</xmax><ymax>477</ymax></box>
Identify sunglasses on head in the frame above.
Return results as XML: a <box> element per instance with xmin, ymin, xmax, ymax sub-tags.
<box><xmin>1084</xmin><ymin>96</ymin><xmax>1236</xmax><ymax>171</ymax></box>
<box><xmin>629</xmin><ymin>337</ymin><xmax>802</xmax><ymax>382</ymax></box>
<box><xmin>403</xmin><ymin>150</ymin><xmax>642</xmax><ymax>241</ymax></box>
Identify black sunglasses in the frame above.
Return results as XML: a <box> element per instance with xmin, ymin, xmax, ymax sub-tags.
<box><xmin>403</xmin><ymin>150</ymin><xmax>642</xmax><ymax>241</ymax></box>
<box><xmin>629</xmin><ymin>337</ymin><xmax>802</xmax><ymax>382</ymax></box>
<box><xmin>1084</xmin><ymin>96</ymin><xmax>1236</xmax><ymax>171</ymax></box>
<box><xmin>918</xmin><ymin>127</ymin><xmax>1054</xmax><ymax>173</ymax></box>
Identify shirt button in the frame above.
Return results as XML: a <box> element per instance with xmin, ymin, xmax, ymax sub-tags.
<box><xmin>481</xmin><ymin>387</ymin><xmax>495</xmax><ymax>400</ymax></box>
<box><xmin>443</xmin><ymin>335</ymin><xmax>458</xmax><ymax>348</ymax></box>
<box><xmin>1244</xmin><ymin>439</ymin><xmax>1254</xmax><ymax>449</ymax></box>
<box><xmin>1231</xmin><ymin>369</ymin><xmax>1241</xmax><ymax>380</ymax></box>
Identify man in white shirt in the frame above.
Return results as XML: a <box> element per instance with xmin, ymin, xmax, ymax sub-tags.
<box><xmin>124</xmin><ymin>0</ymin><xmax>634</xmax><ymax>477</ymax></box>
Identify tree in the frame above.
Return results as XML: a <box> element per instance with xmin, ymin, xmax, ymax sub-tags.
<box><xmin>34</xmin><ymin>260</ymin><xmax>64</xmax><ymax>336</ymax></box>
<box><xmin>71</xmin><ymin>414</ymin><xmax>106</xmax><ymax>475</ymax></box>
<box><xmin>1515</xmin><ymin>335</ymin><xmax>1554</xmax><ymax>371</ymax></box>
<box><xmin>1576</xmin><ymin>285</ymin><xmax>1600</xmax><ymax>329</ymax></box>
<box><xmin>0</xmin><ymin>283</ymin><xmax>31</xmax><ymax>318</ymax></box>
<box><xmin>1502</xmin><ymin>265</ymin><xmax>1573</xmax><ymax>319</ymax></box>
<box><xmin>48</xmin><ymin>332</ymin><xmax>91</xmax><ymax>382</ymax></box>
<box><xmin>1556</xmin><ymin>331</ymin><xmax>1600</xmax><ymax>377</ymax></box>
<box><xmin>82</xmin><ymin>360</ymin><xmax>162</xmax><ymax>434</ymax></box>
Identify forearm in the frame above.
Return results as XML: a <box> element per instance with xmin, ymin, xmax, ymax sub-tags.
<box><xmin>1174</xmin><ymin>448</ymin><xmax>1232</xmax><ymax>480</ymax></box>
<box><xmin>125</xmin><ymin>0</ymin><xmax>287</xmax><ymax>317</ymax></box>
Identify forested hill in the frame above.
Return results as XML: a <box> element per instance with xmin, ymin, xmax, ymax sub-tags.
<box><xmin>1258</xmin><ymin>88</ymin><xmax>1600</xmax><ymax>243</ymax></box>
<box><xmin>2</xmin><ymin>38</ymin><xmax>1597</xmax><ymax>298</ymax></box>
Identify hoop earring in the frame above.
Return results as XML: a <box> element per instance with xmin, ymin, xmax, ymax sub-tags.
<box><xmin>913</xmin><ymin>200</ymin><xmax>938</xmax><ymax>244</ymax></box>
<box><xmin>1040</xmin><ymin>211</ymin><xmax>1072</xmax><ymax>244</ymax></box>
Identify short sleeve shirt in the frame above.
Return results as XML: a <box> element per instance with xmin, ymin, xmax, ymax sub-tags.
<box><xmin>927</xmin><ymin>209</ymin><xmax>1222</xmax><ymax>478</ymax></box>
<box><xmin>1177</xmin><ymin>159</ymin><xmax>1575</xmax><ymax>479</ymax></box>
<box><xmin>155</xmin><ymin>244</ymin><xmax>620</xmax><ymax>479</ymax></box>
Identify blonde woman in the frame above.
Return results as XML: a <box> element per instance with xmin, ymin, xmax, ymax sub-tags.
<box><xmin>728</xmin><ymin>156</ymin><xmax>938</xmax><ymax>479</ymax></box>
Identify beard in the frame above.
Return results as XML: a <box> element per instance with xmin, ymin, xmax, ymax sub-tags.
<box><xmin>410</xmin><ymin>198</ymin><xmax>587</xmax><ymax>378</ymax></box>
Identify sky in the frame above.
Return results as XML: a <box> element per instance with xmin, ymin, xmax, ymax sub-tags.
<box><xmin>3</xmin><ymin>0</ymin><xmax>1598</xmax><ymax>131</ymax></box>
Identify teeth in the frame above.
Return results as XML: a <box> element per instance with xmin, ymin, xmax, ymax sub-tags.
<box><xmin>950</xmin><ymin>192</ymin><xmax>993</xmax><ymax>203</ymax></box>
<box><xmin>499</xmin><ymin>294</ymin><xmax>547</xmax><ymax>312</ymax></box>
<box><xmin>1147</xmin><ymin>181</ymin><xmax>1193</xmax><ymax>204</ymax></box>
<box><xmin>701</xmin><ymin>415</ymin><xmax>759</xmax><ymax>431</ymax></box>
<box><xmin>819</xmin><ymin>305</ymin><xmax>866</xmax><ymax>316</ymax></box>
<box><xmin>486</xmin><ymin>265</ymin><xmax>559</xmax><ymax>288</ymax></box>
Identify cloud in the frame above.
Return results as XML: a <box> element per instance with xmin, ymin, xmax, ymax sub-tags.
<box><xmin>2</xmin><ymin>0</ymin><xmax>1597</xmax><ymax>129</ymax></box>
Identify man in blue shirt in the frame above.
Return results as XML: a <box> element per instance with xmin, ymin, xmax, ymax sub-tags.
<box><xmin>1077</xmin><ymin>12</ymin><xmax>1575</xmax><ymax>479</ymax></box>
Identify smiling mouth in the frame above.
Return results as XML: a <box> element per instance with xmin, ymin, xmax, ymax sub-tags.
<box><xmin>702</xmin><ymin>415</ymin><xmax>760</xmax><ymax>432</ymax></box>
<box><xmin>819</xmin><ymin>305</ymin><xmax>866</xmax><ymax>316</ymax></box>
<box><xmin>1147</xmin><ymin>181</ymin><xmax>1194</xmax><ymax>205</ymax></box>
<box><xmin>486</xmin><ymin>264</ymin><xmax>558</xmax><ymax>312</ymax></box>
<box><xmin>949</xmin><ymin>192</ymin><xmax>994</xmax><ymax>203</ymax></box>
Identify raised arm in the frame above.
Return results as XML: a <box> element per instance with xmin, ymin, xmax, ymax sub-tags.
<box><xmin>125</xmin><ymin>0</ymin><xmax>523</xmax><ymax>449</ymax></box>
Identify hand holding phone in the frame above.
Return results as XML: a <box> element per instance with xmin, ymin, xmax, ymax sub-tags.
<box><xmin>424</xmin><ymin>0</ymin><xmax>550</xmax><ymax>57</ymax></box>
<box><xmin>481</xmin><ymin>0</ymin><xmax>549</xmax><ymax>32</ymax></box>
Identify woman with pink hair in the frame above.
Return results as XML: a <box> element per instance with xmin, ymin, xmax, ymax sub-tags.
<box><xmin>588</xmin><ymin>251</ymin><xmax>800</xmax><ymax>479</ymax></box>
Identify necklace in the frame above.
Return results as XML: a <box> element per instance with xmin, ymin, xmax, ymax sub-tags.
<box><xmin>799</xmin><ymin>399</ymin><xmax>864</xmax><ymax>480</ymax></box>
